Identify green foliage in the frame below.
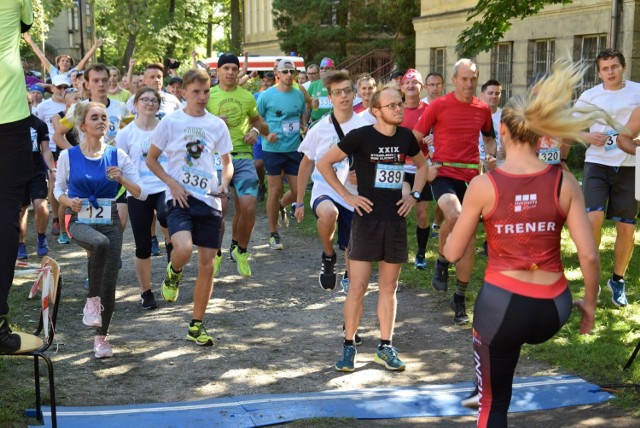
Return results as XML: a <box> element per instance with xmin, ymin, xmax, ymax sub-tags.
<box><xmin>377</xmin><ymin>0</ymin><xmax>420</xmax><ymax>70</ymax></box>
<box><xmin>457</xmin><ymin>0</ymin><xmax>573</xmax><ymax>57</ymax></box>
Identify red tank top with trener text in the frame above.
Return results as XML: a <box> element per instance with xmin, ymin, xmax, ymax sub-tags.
<box><xmin>484</xmin><ymin>165</ymin><xmax>566</xmax><ymax>273</ymax></box>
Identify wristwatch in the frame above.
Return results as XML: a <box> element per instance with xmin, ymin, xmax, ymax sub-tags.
<box><xmin>410</xmin><ymin>191</ymin><xmax>421</xmax><ymax>201</ymax></box>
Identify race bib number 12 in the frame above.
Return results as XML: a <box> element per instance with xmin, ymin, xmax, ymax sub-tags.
<box><xmin>77</xmin><ymin>199</ymin><xmax>112</xmax><ymax>224</ymax></box>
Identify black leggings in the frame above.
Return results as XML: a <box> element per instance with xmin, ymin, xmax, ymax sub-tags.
<box><xmin>127</xmin><ymin>191</ymin><xmax>167</xmax><ymax>259</ymax></box>
<box><xmin>473</xmin><ymin>279</ymin><xmax>572</xmax><ymax>428</ymax></box>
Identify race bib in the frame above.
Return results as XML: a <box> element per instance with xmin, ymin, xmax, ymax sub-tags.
<box><xmin>180</xmin><ymin>165</ymin><xmax>212</xmax><ymax>196</ymax></box>
<box><xmin>318</xmin><ymin>96</ymin><xmax>332</xmax><ymax>108</ymax></box>
<box><xmin>282</xmin><ymin>121</ymin><xmax>300</xmax><ymax>136</ymax></box>
<box><xmin>604</xmin><ymin>130</ymin><xmax>619</xmax><ymax>151</ymax></box>
<box><xmin>374</xmin><ymin>164</ymin><xmax>404</xmax><ymax>189</ymax></box>
<box><xmin>538</xmin><ymin>147</ymin><xmax>560</xmax><ymax>165</ymax></box>
<box><xmin>213</xmin><ymin>153</ymin><xmax>223</xmax><ymax>171</ymax></box>
<box><xmin>77</xmin><ymin>199</ymin><xmax>112</xmax><ymax>225</ymax></box>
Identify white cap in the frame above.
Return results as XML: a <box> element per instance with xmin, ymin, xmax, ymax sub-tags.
<box><xmin>52</xmin><ymin>75</ymin><xmax>71</xmax><ymax>87</ymax></box>
<box><xmin>277</xmin><ymin>59</ymin><xmax>296</xmax><ymax>71</ymax></box>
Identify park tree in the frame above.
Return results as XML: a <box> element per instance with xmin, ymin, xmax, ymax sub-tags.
<box><xmin>457</xmin><ymin>0</ymin><xmax>573</xmax><ymax>57</ymax></box>
<box><xmin>377</xmin><ymin>0</ymin><xmax>420</xmax><ymax>70</ymax></box>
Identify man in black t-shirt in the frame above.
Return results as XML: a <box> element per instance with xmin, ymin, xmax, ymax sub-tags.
<box><xmin>317</xmin><ymin>86</ymin><xmax>428</xmax><ymax>373</ymax></box>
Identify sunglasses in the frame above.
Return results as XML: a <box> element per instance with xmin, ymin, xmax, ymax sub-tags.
<box><xmin>280</xmin><ymin>69</ymin><xmax>296</xmax><ymax>74</ymax></box>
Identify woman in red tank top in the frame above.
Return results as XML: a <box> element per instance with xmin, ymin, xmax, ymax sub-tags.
<box><xmin>441</xmin><ymin>60</ymin><xmax>621</xmax><ymax>428</ymax></box>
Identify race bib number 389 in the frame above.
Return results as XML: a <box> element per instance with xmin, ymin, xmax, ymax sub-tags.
<box><xmin>77</xmin><ymin>199</ymin><xmax>112</xmax><ymax>224</ymax></box>
<box><xmin>180</xmin><ymin>165</ymin><xmax>212</xmax><ymax>196</ymax></box>
<box><xmin>374</xmin><ymin>164</ymin><xmax>404</xmax><ymax>189</ymax></box>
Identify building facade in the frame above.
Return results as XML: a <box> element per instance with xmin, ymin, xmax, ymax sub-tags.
<box><xmin>44</xmin><ymin>1</ymin><xmax>96</xmax><ymax>63</ymax></box>
<box><xmin>243</xmin><ymin>0</ymin><xmax>282</xmax><ymax>55</ymax></box>
<box><xmin>414</xmin><ymin>0</ymin><xmax>639</xmax><ymax>103</ymax></box>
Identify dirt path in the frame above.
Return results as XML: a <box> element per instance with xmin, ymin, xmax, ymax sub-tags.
<box><xmin>9</xmin><ymin>206</ymin><xmax>640</xmax><ymax>426</ymax></box>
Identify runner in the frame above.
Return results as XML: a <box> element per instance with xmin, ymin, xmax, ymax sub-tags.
<box><xmin>22</xmin><ymin>32</ymin><xmax>102</xmax><ymax>78</ymax></box>
<box><xmin>443</xmin><ymin>61</ymin><xmax>606</xmax><ymax>428</ymax></box>
<box><xmin>54</xmin><ymin>101</ymin><xmax>146</xmax><ymax>358</ymax></box>
<box><xmin>353</xmin><ymin>74</ymin><xmax>376</xmax><ymax>114</ymax></box>
<box><xmin>126</xmin><ymin>62</ymin><xmax>182</xmax><ymax>118</ymax></box>
<box><xmin>107</xmin><ymin>66</ymin><xmax>132</xmax><ymax>104</ymax></box>
<box><xmin>146</xmin><ymin>68</ymin><xmax>233</xmax><ymax>347</ymax></box>
<box><xmin>307</xmin><ymin>57</ymin><xmax>336</xmax><ymax>124</ymax></box>
<box><xmin>317</xmin><ymin>86</ymin><xmax>428</xmax><ymax>372</ymax></box>
<box><xmin>206</xmin><ymin>53</ymin><xmax>270</xmax><ymax>277</ymax></box>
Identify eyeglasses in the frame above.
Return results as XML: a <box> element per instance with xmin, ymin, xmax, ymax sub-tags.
<box><xmin>138</xmin><ymin>97</ymin><xmax>159</xmax><ymax>105</ymax></box>
<box><xmin>330</xmin><ymin>87</ymin><xmax>354</xmax><ymax>96</ymax></box>
<box><xmin>378</xmin><ymin>102</ymin><xmax>404</xmax><ymax>110</ymax></box>
<box><xmin>280</xmin><ymin>69</ymin><xmax>296</xmax><ymax>74</ymax></box>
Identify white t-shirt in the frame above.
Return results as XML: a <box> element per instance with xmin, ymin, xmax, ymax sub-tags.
<box><xmin>576</xmin><ymin>80</ymin><xmax>640</xmax><ymax>167</ymax></box>
<box><xmin>115</xmin><ymin>121</ymin><xmax>168</xmax><ymax>196</ymax></box>
<box><xmin>149</xmin><ymin>110</ymin><xmax>233</xmax><ymax>210</ymax></box>
<box><xmin>36</xmin><ymin>98</ymin><xmax>65</xmax><ymax>152</ymax></box>
<box><xmin>479</xmin><ymin>108</ymin><xmax>502</xmax><ymax>161</ymax></box>
<box><xmin>126</xmin><ymin>91</ymin><xmax>183</xmax><ymax>118</ymax></box>
<box><xmin>357</xmin><ymin>108</ymin><xmax>376</xmax><ymax>125</ymax></box>
<box><xmin>298</xmin><ymin>114</ymin><xmax>369</xmax><ymax>210</ymax></box>
<box><xmin>66</xmin><ymin>98</ymin><xmax>129</xmax><ymax>146</ymax></box>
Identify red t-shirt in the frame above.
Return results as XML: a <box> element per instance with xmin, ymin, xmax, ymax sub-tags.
<box><xmin>414</xmin><ymin>92</ymin><xmax>493</xmax><ymax>182</ymax></box>
<box><xmin>353</xmin><ymin>102</ymin><xmax>366</xmax><ymax>114</ymax></box>
<box><xmin>484</xmin><ymin>165</ymin><xmax>566</xmax><ymax>273</ymax></box>
<box><xmin>402</xmin><ymin>101</ymin><xmax>429</xmax><ymax>163</ymax></box>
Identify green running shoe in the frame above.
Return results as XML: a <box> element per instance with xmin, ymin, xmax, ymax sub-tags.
<box><xmin>186</xmin><ymin>321</ymin><xmax>214</xmax><ymax>346</ymax></box>
<box><xmin>231</xmin><ymin>247</ymin><xmax>252</xmax><ymax>277</ymax></box>
<box><xmin>213</xmin><ymin>252</ymin><xmax>222</xmax><ymax>277</ymax></box>
<box><xmin>335</xmin><ymin>344</ymin><xmax>357</xmax><ymax>372</ymax></box>
<box><xmin>374</xmin><ymin>344</ymin><xmax>406</xmax><ymax>371</ymax></box>
<box><xmin>161</xmin><ymin>262</ymin><xmax>182</xmax><ymax>302</ymax></box>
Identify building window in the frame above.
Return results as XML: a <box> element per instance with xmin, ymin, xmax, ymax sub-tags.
<box><xmin>491</xmin><ymin>42</ymin><xmax>513</xmax><ymax>107</ymax></box>
<box><xmin>575</xmin><ymin>34</ymin><xmax>608</xmax><ymax>93</ymax></box>
<box><xmin>320</xmin><ymin>0</ymin><xmax>338</xmax><ymax>26</ymax></box>
<box><xmin>528</xmin><ymin>39</ymin><xmax>555</xmax><ymax>84</ymax></box>
<box><xmin>430</xmin><ymin>47</ymin><xmax>446</xmax><ymax>81</ymax></box>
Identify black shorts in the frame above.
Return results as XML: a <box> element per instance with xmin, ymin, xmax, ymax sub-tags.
<box><xmin>348</xmin><ymin>216</ymin><xmax>407</xmax><ymax>264</ymax></box>
<box><xmin>582</xmin><ymin>162</ymin><xmax>637</xmax><ymax>224</ymax></box>
<box><xmin>431</xmin><ymin>176</ymin><xmax>468</xmax><ymax>204</ymax></box>
<box><xmin>166</xmin><ymin>196</ymin><xmax>222</xmax><ymax>249</ymax></box>
<box><xmin>22</xmin><ymin>171</ymin><xmax>48</xmax><ymax>207</ymax></box>
<box><xmin>403</xmin><ymin>172</ymin><xmax>433</xmax><ymax>201</ymax></box>
<box><xmin>312</xmin><ymin>195</ymin><xmax>353</xmax><ymax>251</ymax></box>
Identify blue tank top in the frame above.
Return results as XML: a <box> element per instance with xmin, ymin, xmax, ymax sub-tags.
<box><xmin>67</xmin><ymin>145</ymin><xmax>119</xmax><ymax>207</ymax></box>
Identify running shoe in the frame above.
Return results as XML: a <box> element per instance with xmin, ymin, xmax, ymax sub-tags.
<box><xmin>278</xmin><ymin>204</ymin><xmax>289</xmax><ymax>228</ymax></box>
<box><xmin>57</xmin><ymin>232</ymin><xmax>71</xmax><ymax>244</ymax></box>
<box><xmin>94</xmin><ymin>335</ymin><xmax>113</xmax><ymax>359</ymax></box>
<box><xmin>214</xmin><ymin>252</ymin><xmax>222</xmax><ymax>277</ymax></box>
<box><xmin>51</xmin><ymin>219</ymin><xmax>60</xmax><ymax>236</ymax></box>
<box><xmin>257</xmin><ymin>183</ymin><xmax>267</xmax><ymax>202</ymax></box>
<box><xmin>374</xmin><ymin>344</ymin><xmax>406</xmax><ymax>371</ymax></box>
<box><xmin>186</xmin><ymin>321</ymin><xmax>214</xmax><ymax>346</ymax></box>
<box><xmin>82</xmin><ymin>296</ymin><xmax>103</xmax><ymax>327</ymax></box>
<box><xmin>319</xmin><ymin>252</ymin><xmax>337</xmax><ymax>290</ymax></box>
<box><xmin>432</xmin><ymin>259</ymin><xmax>449</xmax><ymax>292</ymax></box>
<box><xmin>269</xmin><ymin>233</ymin><xmax>284</xmax><ymax>250</ymax></box>
<box><xmin>150</xmin><ymin>236</ymin><xmax>161</xmax><ymax>256</ymax></box>
<box><xmin>140</xmin><ymin>290</ymin><xmax>158</xmax><ymax>310</ymax></box>
<box><xmin>607</xmin><ymin>278</ymin><xmax>628</xmax><ymax>307</ymax></box>
<box><xmin>17</xmin><ymin>243</ymin><xmax>28</xmax><ymax>260</ymax></box>
<box><xmin>289</xmin><ymin>204</ymin><xmax>296</xmax><ymax>219</ymax></box>
<box><xmin>461</xmin><ymin>383</ymin><xmax>480</xmax><ymax>409</ymax></box>
<box><xmin>0</xmin><ymin>315</ymin><xmax>20</xmax><ymax>353</ymax></box>
<box><xmin>450</xmin><ymin>294</ymin><xmax>469</xmax><ymax>325</ymax></box>
<box><xmin>414</xmin><ymin>254</ymin><xmax>427</xmax><ymax>270</ymax></box>
<box><xmin>232</xmin><ymin>247</ymin><xmax>252</xmax><ymax>277</ymax></box>
<box><xmin>36</xmin><ymin>234</ymin><xmax>48</xmax><ymax>257</ymax></box>
<box><xmin>341</xmin><ymin>275</ymin><xmax>350</xmax><ymax>294</ymax></box>
<box><xmin>335</xmin><ymin>344</ymin><xmax>357</xmax><ymax>372</ymax></box>
<box><xmin>229</xmin><ymin>243</ymin><xmax>237</xmax><ymax>262</ymax></box>
<box><xmin>342</xmin><ymin>323</ymin><xmax>362</xmax><ymax>346</ymax></box>
<box><xmin>161</xmin><ymin>263</ymin><xmax>182</xmax><ymax>302</ymax></box>
<box><xmin>431</xmin><ymin>223</ymin><xmax>440</xmax><ymax>238</ymax></box>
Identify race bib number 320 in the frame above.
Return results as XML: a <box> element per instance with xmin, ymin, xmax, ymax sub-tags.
<box><xmin>374</xmin><ymin>164</ymin><xmax>404</xmax><ymax>189</ymax></box>
<box><xmin>180</xmin><ymin>165</ymin><xmax>212</xmax><ymax>196</ymax></box>
<box><xmin>77</xmin><ymin>199</ymin><xmax>112</xmax><ymax>224</ymax></box>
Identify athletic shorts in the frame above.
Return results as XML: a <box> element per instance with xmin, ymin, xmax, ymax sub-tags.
<box><xmin>230</xmin><ymin>158</ymin><xmax>259</xmax><ymax>197</ymax></box>
<box><xmin>582</xmin><ymin>162</ymin><xmax>637</xmax><ymax>224</ymax></box>
<box><xmin>312</xmin><ymin>195</ymin><xmax>354</xmax><ymax>251</ymax></box>
<box><xmin>263</xmin><ymin>151</ymin><xmax>302</xmax><ymax>176</ymax></box>
<box><xmin>348</xmin><ymin>216</ymin><xmax>407</xmax><ymax>264</ymax></box>
<box><xmin>252</xmin><ymin>140</ymin><xmax>264</xmax><ymax>160</ymax></box>
<box><xmin>404</xmin><ymin>172</ymin><xmax>434</xmax><ymax>201</ymax></box>
<box><xmin>166</xmin><ymin>196</ymin><xmax>222</xmax><ymax>249</ymax></box>
<box><xmin>431</xmin><ymin>176</ymin><xmax>469</xmax><ymax>204</ymax></box>
<box><xmin>22</xmin><ymin>171</ymin><xmax>48</xmax><ymax>206</ymax></box>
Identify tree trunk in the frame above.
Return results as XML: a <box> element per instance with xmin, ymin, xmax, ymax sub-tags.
<box><xmin>231</xmin><ymin>0</ymin><xmax>241</xmax><ymax>53</ymax></box>
<box><xmin>123</xmin><ymin>31</ymin><xmax>137</xmax><ymax>67</ymax></box>
<box><xmin>166</xmin><ymin>0</ymin><xmax>177</xmax><ymax>60</ymax></box>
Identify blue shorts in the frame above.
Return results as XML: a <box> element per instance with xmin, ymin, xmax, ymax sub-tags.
<box><xmin>312</xmin><ymin>195</ymin><xmax>353</xmax><ymax>251</ymax></box>
<box><xmin>263</xmin><ymin>151</ymin><xmax>302</xmax><ymax>176</ymax></box>
<box><xmin>216</xmin><ymin>158</ymin><xmax>259</xmax><ymax>197</ymax></box>
<box><xmin>166</xmin><ymin>196</ymin><xmax>222</xmax><ymax>249</ymax></box>
<box><xmin>252</xmin><ymin>140</ymin><xmax>263</xmax><ymax>160</ymax></box>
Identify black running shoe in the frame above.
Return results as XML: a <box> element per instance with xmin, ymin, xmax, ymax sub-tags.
<box><xmin>140</xmin><ymin>290</ymin><xmax>158</xmax><ymax>310</ymax></box>
<box><xmin>450</xmin><ymin>294</ymin><xmax>469</xmax><ymax>325</ymax></box>
<box><xmin>432</xmin><ymin>259</ymin><xmax>449</xmax><ymax>291</ymax></box>
<box><xmin>342</xmin><ymin>323</ymin><xmax>363</xmax><ymax>346</ymax></box>
<box><xmin>319</xmin><ymin>252</ymin><xmax>337</xmax><ymax>290</ymax></box>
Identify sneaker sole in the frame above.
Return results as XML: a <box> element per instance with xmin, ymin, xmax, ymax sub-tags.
<box><xmin>319</xmin><ymin>276</ymin><xmax>337</xmax><ymax>290</ymax></box>
<box><xmin>335</xmin><ymin>364</ymin><xmax>355</xmax><ymax>372</ymax></box>
<box><xmin>432</xmin><ymin>279</ymin><xmax>448</xmax><ymax>292</ymax></box>
<box><xmin>161</xmin><ymin>285</ymin><xmax>178</xmax><ymax>302</ymax></box>
<box><xmin>141</xmin><ymin>302</ymin><xmax>158</xmax><ymax>310</ymax></box>
<box><xmin>461</xmin><ymin>394</ymin><xmax>480</xmax><ymax>409</ymax></box>
<box><xmin>373</xmin><ymin>354</ymin><xmax>406</xmax><ymax>371</ymax></box>
<box><xmin>83</xmin><ymin>318</ymin><xmax>102</xmax><ymax>328</ymax></box>
<box><xmin>186</xmin><ymin>335</ymin><xmax>214</xmax><ymax>346</ymax></box>
<box><xmin>454</xmin><ymin>316</ymin><xmax>470</xmax><ymax>325</ymax></box>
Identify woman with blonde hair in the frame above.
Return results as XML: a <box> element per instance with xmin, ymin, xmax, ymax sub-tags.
<box><xmin>443</xmin><ymin>60</ymin><xmax>620</xmax><ymax>427</ymax></box>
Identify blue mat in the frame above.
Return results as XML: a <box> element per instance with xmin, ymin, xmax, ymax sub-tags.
<box><xmin>29</xmin><ymin>375</ymin><xmax>613</xmax><ymax>427</ymax></box>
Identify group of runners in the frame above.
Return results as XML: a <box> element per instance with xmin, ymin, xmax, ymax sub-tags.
<box><xmin>1</xmin><ymin>3</ymin><xmax>637</xmax><ymax>426</ymax></box>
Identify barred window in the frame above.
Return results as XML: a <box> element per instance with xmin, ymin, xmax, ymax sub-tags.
<box><xmin>430</xmin><ymin>47</ymin><xmax>446</xmax><ymax>81</ymax></box>
<box><xmin>575</xmin><ymin>34</ymin><xmax>608</xmax><ymax>93</ymax></box>
<box><xmin>491</xmin><ymin>42</ymin><xmax>513</xmax><ymax>107</ymax></box>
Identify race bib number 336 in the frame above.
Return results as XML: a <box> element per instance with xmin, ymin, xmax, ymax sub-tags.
<box><xmin>180</xmin><ymin>165</ymin><xmax>212</xmax><ymax>196</ymax></box>
<box><xmin>374</xmin><ymin>164</ymin><xmax>404</xmax><ymax>189</ymax></box>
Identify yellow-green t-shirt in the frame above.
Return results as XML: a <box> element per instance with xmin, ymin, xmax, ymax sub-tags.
<box><xmin>0</xmin><ymin>0</ymin><xmax>33</xmax><ymax>124</ymax></box>
<box><xmin>206</xmin><ymin>85</ymin><xmax>259</xmax><ymax>154</ymax></box>
<box><xmin>107</xmin><ymin>89</ymin><xmax>132</xmax><ymax>105</ymax></box>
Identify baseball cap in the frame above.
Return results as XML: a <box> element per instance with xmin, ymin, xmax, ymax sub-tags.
<box><xmin>263</xmin><ymin>72</ymin><xmax>275</xmax><ymax>81</ymax></box>
<box><xmin>402</xmin><ymin>68</ymin><xmax>424</xmax><ymax>85</ymax></box>
<box><xmin>29</xmin><ymin>84</ymin><xmax>45</xmax><ymax>94</ymax></box>
<box><xmin>52</xmin><ymin>75</ymin><xmax>71</xmax><ymax>87</ymax></box>
<box><xmin>168</xmin><ymin>76</ymin><xmax>183</xmax><ymax>85</ymax></box>
<box><xmin>320</xmin><ymin>57</ymin><xmax>335</xmax><ymax>68</ymax></box>
<box><xmin>277</xmin><ymin>59</ymin><xmax>295</xmax><ymax>71</ymax></box>
<box><xmin>390</xmin><ymin>70</ymin><xmax>404</xmax><ymax>80</ymax></box>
